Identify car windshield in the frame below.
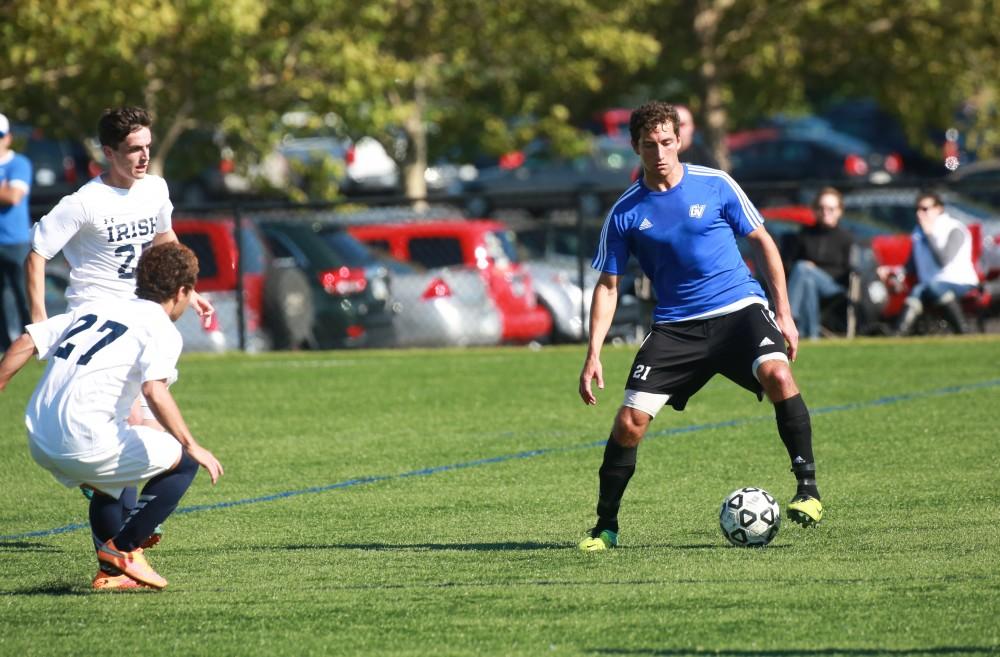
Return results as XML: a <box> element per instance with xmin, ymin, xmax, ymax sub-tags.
<box><xmin>322</xmin><ymin>229</ymin><xmax>380</xmax><ymax>267</ymax></box>
<box><xmin>486</xmin><ymin>230</ymin><xmax>520</xmax><ymax>266</ymax></box>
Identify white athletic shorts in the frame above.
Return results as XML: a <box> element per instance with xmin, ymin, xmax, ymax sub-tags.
<box><xmin>27</xmin><ymin>425</ymin><xmax>182</xmax><ymax>499</ymax></box>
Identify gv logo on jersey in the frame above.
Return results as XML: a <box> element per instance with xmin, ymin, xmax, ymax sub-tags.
<box><xmin>689</xmin><ymin>204</ymin><xmax>706</xmax><ymax>218</ymax></box>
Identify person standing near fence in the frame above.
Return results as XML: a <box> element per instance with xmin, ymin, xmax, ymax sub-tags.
<box><xmin>0</xmin><ymin>112</ymin><xmax>33</xmax><ymax>350</ymax></box>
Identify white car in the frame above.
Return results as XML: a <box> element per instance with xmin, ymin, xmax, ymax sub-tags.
<box><xmin>278</xmin><ymin>135</ymin><xmax>399</xmax><ymax>195</ymax></box>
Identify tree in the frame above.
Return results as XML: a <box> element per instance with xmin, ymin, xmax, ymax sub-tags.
<box><xmin>258</xmin><ymin>0</ymin><xmax>660</xmax><ymax>200</ymax></box>
<box><xmin>0</xmin><ymin>0</ymin><xmax>268</xmax><ymax>180</ymax></box>
<box><xmin>635</xmin><ymin>0</ymin><xmax>1000</xmax><ymax>169</ymax></box>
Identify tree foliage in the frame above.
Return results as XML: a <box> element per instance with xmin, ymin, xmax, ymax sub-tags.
<box><xmin>1</xmin><ymin>0</ymin><xmax>998</xmax><ymax>200</ymax></box>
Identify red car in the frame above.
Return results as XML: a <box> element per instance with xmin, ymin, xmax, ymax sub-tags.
<box><xmin>175</xmin><ymin>216</ymin><xmax>319</xmax><ymax>351</ymax></box>
<box><xmin>347</xmin><ymin>219</ymin><xmax>552</xmax><ymax>343</ymax></box>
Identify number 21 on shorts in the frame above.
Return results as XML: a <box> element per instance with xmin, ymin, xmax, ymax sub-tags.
<box><xmin>632</xmin><ymin>364</ymin><xmax>652</xmax><ymax>381</ymax></box>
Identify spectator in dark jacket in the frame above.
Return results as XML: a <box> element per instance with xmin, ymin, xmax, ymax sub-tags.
<box><xmin>785</xmin><ymin>187</ymin><xmax>855</xmax><ymax>339</ymax></box>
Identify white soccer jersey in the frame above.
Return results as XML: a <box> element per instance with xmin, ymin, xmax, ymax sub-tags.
<box><xmin>24</xmin><ymin>298</ymin><xmax>182</xmax><ymax>458</ymax></box>
<box><xmin>30</xmin><ymin>175</ymin><xmax>173</xmax><ymax>308</ymax></box>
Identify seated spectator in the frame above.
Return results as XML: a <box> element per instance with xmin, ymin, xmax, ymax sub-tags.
<box><xmin>786</xmin><ymin>187</ymin><xmax>856</xmax><ymax>339</ymax></box>
<box><xmin>878</xmin><ymin>191</ymin><xmax>979</xmax><ymax>336</ymax></box>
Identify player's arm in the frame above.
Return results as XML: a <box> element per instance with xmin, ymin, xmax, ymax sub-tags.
<box><xmin>579</xmin><ymin>272</ymin><xmax>620</xmax><ymax>405</ymax></box>
<box><xmin>0</xmin><ymin>179</ymin><xmax>27</xmax><ymax>206</ymax></box>
<box><xmin>142</xmin><ymin>378</ymin><xmax>224</xmax><ymax>483</ymax></box>
<box><xmin>0</xmin><ymin>332</ymin><xmax>38</xmax><ymax>392</ymax></box>
<box><xmin>747</xmin><ymin>225</ymin><xmax>799</xmax><ymax>361</ymax></box>
<box><xmin>25</xmin><ymin>250</ymin><xmax>49</xmax><ymax>323</ymax></box>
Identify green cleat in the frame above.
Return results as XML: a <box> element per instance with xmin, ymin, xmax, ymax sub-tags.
<box><xmin>787</xmin><ymin>495</ymin><xmax>823</xmax><ymax>526</ymax></box>
<box><xmin>578</xmin><ymin>528</ymin><xmax>618</xmax><ymax>552</ymax></box>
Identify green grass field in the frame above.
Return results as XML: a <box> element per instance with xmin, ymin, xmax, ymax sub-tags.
<box><xmin>1</xmin><ymin>336</ymin><xmax>999</xmax><ymax>657</ymax></box>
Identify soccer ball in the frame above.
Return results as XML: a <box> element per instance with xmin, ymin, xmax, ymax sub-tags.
<box><xmin>719</xmin><ymin>487</ymin><xmax>781</xmax><ymax>547</ymax></box>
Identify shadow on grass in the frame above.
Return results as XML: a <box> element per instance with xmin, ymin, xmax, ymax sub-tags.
<box><xmin>283</xmin><ymin>541</ymin><xmax>566</xmax><ymax>552</ymax></box>
<box><xmin>0</xmin><ymin>583</ymin><xmax>88</xmax><ymax>597</ymax></box>
<box><xmin>0</xmin><ymin>541</ymin><xmax>63</xmax><ymax>553</ymax></box>
<box><xmin>592</xmin><ymin>647</ymin><xmax>999</xmax><ymax>656</ymax></box>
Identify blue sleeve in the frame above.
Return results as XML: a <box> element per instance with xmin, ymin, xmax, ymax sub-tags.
<box><xmin>720</xmin><ymin>174</ymin><xmax>763</xmax><ymax>237</ymax></box>
<box><xmin>591</xmin><ymin>213</ymin><xmax>630</xmax><ymax>275</ymax></box>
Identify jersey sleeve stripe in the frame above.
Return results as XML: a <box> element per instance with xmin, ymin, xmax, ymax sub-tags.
<box><xmin>687</xmin><ymin>166</ymin><xmax>764</xmax><ymax>229</ymax></box>
<box><xmin>593</xmin><ymin>181</ymin><xmax>642</xmax><ymax>270</ymax></box>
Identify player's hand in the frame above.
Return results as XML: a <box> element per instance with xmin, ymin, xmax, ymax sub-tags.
<box><xmin>579</xmin><ymin>354</ymin><xmax>604</xmax><ymax>405</ymax></box>
<box><xmin>191</xmin><ymin>290</ymin><xmax>215</xmax><ymax>319</ymax></box>
<box><xmin>187</xmin><ymin>444</ymin><xmax>224</xmax><ymax>484</ymax></box>
<box><xmin>776</xmin><ymin>312</ymin><xmax>799</xmax><ymax>362</ymax></box>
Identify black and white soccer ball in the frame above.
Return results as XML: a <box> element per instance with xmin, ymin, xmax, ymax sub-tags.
<box><xmin>719</xmin><ymin>487</ymin><xmax>781</xmax><ymax>547</ymax></box>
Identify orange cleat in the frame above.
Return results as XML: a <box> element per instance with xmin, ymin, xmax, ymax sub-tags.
<box><xmin>96</xmin><ymin>540</ymin><xmax>168</xmax><ymax>590</ymax></box>
<box><xmin>91</xmin><ymin>569</ymin><xmax>143</xmax><ymax>590</ymax></box>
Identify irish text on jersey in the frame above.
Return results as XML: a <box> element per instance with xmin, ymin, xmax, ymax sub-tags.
<box><xmin>105</xmin><ymin>217</ymin><xmax>157</xmax><ymax>243</ymax></box>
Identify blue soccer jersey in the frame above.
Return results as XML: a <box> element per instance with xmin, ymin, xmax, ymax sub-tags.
<box><xmin>592</xmin><ymin>164</ymin><xmax>767</xmax><ymax>322</ymax></box>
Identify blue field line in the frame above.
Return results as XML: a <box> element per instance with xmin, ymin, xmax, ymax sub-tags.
<box><xmin>4</xmin><ymin>377</ymin><xmax>999</xmax><ymax>542</ymax></box>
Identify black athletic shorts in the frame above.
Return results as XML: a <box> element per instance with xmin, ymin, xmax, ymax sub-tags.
<box><xmin>624</xmin><ymin>303</ymin><xmax>788</xmax><ymax>413</ymax></box>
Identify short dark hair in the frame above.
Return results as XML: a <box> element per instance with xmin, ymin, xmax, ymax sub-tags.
<box><xmin>629</xmin><ymin>101</ymin><xmax>681</xmax><ymax>145</ymax></box>
<box><xmin>136</xmin><ymin>242</ymin><xmax>199</xmax><ymax>303</ymax></box>
<box><xmin>98</xmin><ymin>106</ymin><xmax>151</xmax><ymax>149</ymax></box>
<box><xmin>916</xmin><ymin>190</ymin><xmax>944</xmax><ymax>209</ymax></box>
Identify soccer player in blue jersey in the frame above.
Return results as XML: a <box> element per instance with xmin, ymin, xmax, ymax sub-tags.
<box><xmin>578</xmin><ymin>101</ymin><xmax>822</xmax><ymax>551</ymax></box>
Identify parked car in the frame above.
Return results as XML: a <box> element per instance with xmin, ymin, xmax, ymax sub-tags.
<box><xmin>316</xmin><ymin>224</ymin><xmax>501</xmax><ymax>348</ymax></box>
<box><xmin>346</xmin><ymin>218</ymin><xmax>552</xmax><ymax>343</ymax></box>
<box><xmin>946</xmin><ymin>158</ymin><xmax>1000</xmax><ymax>209</ymax></box>
<box><xmin>461</xmin><ymin>136</ymin><xmax>637</xmax><ymax>217</ymax></box>
<box><xmin>9</xmin><ymin>124</ymin><xmax>100</xmax><ymax>215</ymax></box>
<box><xmin>729</xmin><ymin>126</ymin><xmax>902</xmax><ymax>187</ymax></box>
<box><xmin>173</xmin><ymin>215</ymin><xmax>304</xmax><ymax>352</ymax></box>
<box><xmin>277</xmin><ymin>135</ymin><xmax>399</xmax><ymax>196</ymax></box>
<box><xmin>818</xmin><ymin>99</ymin><xmax>943</xmax><ymax>179</ymax></box>
<box><xmin>256</xmin><ymin>219</ymin><xmax>396</xmax><ymax>349</ymax></box>
<box><xmin>513</xmin><ymin>219</ymin><xmax>642</xmax><ymax>343</ymax></box>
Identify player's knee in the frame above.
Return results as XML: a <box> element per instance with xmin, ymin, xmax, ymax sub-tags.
<box><xmin>613</xmin><ymin>409</ymin><xmax>650</xmax><ymax>447</ymax></box>
<box><xmin>171</xmin><ymin>451</ymin><xmax>199</xmax><ymax>478</ymax></box>
<box><xmin>758</xmin><ymin>362</ymin><xmax>798</xmax><ymax>398</ymax></box>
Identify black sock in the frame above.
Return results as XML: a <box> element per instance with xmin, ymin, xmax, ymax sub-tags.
<box><xmin>89</xmin><ymin>491</ymin><xmax>125</xmax><ymax>573</ymax></box>
<box><xmin>595</xmin><ymin>434</ymin><xmax>637</xmax><ymax>534</ymax></box>
<box><xmin>774</xmin><ymin>394</ymin><xmax>820</xmax><ymax>499</ymax></box>
<box><xmin>115</xmin><ymin>452</ymin><xmax>198</xmax><ymax>552</ymax></box>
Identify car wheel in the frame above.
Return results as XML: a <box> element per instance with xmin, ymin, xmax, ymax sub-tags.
<box><xmin>262</xmin><ymin>265</ymin><xmax>316</xmax><ymax>350</ymax></box>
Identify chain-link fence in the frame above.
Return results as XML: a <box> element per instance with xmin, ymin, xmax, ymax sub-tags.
<box><xmin>22</xmin><ymin>175</ymin><xmax>1000</xmax><ymax>352</ymax></box>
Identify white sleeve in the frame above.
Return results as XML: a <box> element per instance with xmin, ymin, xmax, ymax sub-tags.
<box><xmin>25</xmin><ymin>313</ymin><xmax>76</xmax><ymax>361</ymax></box>
<box><xmin>31</xmin><ymin>196</ymin><xmax>88</xmax><ymax>260</ymax></box>
<box><xmin>138</xmin><ymin>323</ymin><xmax>182</xmax><ymax>384</ymax></box>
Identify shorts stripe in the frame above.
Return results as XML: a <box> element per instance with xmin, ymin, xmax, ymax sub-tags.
<box><xmin>752</xmin><ymin>352</ymin><xmax>789</xmax><ymax>381</ymax></box>
<box><xmin>623</xmin><ymin>389</ymin><xmax>670</xmax><ymax>418</ymax></box>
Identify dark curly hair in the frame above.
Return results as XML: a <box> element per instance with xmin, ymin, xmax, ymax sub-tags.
<box><xmin>629</xmin><ymin>101</ymin><xmax>681</xmax><ymax>145</ymax></box>
<box><xmin>98</xmin><ymin>106</ymin><xmax>152</xmax><ymax>149</ymax></box>
<box><xmin>136</xmin><ymin>242</ymin><xmax>199</xmax><ymax>303</ymax></box>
